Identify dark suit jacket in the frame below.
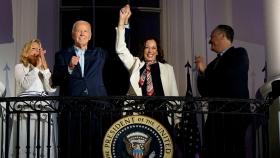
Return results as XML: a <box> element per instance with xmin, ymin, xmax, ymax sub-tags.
<box><xmin>52</xmin><ymin>46</ymin><xmax>107</xmax><ymax>96</ymax></box>
<box><xmin>197</xmin><ymin>47</ymin><xmax>250</xmax><ymax>158</ymax></box>
<box><xmin>197</xmin><ymin>46</ymin><xmax>249</xmax><ymax>99</ymax></box>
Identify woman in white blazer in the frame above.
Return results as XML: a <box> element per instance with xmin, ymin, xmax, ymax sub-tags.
<box><xmin>116</xmin><ymin>4</ymin><xmax>180</xmax><ymax>124</ymax></box>
<box><xmin>116</xmin><ymin>5</ymin><xmax>179</xmax><ymax>97</ymax></box>
<box><xmin>116</xmin><ymin>5</ymin><xmax>181</xmax><ymax>158</ymax></box>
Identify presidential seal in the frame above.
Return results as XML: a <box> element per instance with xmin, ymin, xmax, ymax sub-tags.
<box><xmin>103</xmin><ymin>115</ymin><xmax>173</xmax><ymax>158</ymax></box>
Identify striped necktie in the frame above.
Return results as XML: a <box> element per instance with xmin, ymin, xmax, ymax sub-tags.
<box><xmin>146</xmin><ymin>64</ymin><xmax>154</xmax><ymax>96</ymax></box>
<box><xmin>139</xmin><ymin>63</ymin><xmax>154</xmax><ymax>96</ymax></box>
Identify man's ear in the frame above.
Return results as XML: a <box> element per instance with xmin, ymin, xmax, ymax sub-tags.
<box><xmin>221</xmin><ymin>32</ymin><xmax>227</xmax><ymax>39</ymax></box>
<box><xmin>71</xmin><ymin>32</ymin><xmax>75</xmax><ymax>40</ymax></box>
<box><xmin>89</xmin><ymin>33</ymin><xmax>92</xmax><ymax>41</ymax></box>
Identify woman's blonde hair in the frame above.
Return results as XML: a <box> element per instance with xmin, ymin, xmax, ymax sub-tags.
<box><xmin>19</xmin><ymin>39</ymin><xmax>41</xmax><ymax>67</ymax></box>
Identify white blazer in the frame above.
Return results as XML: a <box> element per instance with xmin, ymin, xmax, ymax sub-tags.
<box><xmin>115</xmin><ymin>27</ymin><xmax>179</xmax><ymax>96</ymax></box>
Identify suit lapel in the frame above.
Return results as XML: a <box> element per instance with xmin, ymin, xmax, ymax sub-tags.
<box><xmin>159</xmin><ymin>63</ymin><xmax>168</xmax><ymax>95</ymax></box>
<box><xmin>84</xmin><ymin>49</ymin><xmax>97</xmax><ymax>76</ymax></box>
<box><xmin>130</xmin><ymin>61</ymin><xmax>145</xmax><ymax>96</ymax></box>
<box><xmin>84</xmin><ymin>50</ymin><xmax>90</xmax><ymax>75</ymax></box>
<box><xmin>216</xmin><ymin>46</ymin><xmax>234</xmax><ymax>68</ymax></box>
<box><xmin>131</xmin><ymin>62</ymin><xmax>168</xmax><ymax>96</ymax></box>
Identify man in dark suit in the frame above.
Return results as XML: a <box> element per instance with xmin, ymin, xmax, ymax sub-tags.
<box><xmin>52</xmin><ymin>20</ymin><xmax>107</xmax><ymax>96</ymax></box>
<box><xmin>195</xmin><ymin>25</ymin><xmax>250</xmax><ymax>158</ymax></box>
<box><xmin>52</xmin><ymin>20</ymin><xmax>107</xmax><ymax>158</ymax></box>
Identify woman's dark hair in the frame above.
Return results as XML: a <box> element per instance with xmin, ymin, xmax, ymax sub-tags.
<box><xmin>139</xmin><ymin>37</ymin><xmax>167</xmax><ymax>63</ymax></box>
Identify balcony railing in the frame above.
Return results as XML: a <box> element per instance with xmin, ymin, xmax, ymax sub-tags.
<box><xmin>0</xmin><ymin>96</ymin><xmax>270</xmax><ymax>158</ymax></box>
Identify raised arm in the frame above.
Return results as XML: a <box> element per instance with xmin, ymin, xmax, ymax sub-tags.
<box><xmin>116</xmin><ymin>4</ymin><xmax>136</xmax><ymax>70</ymax></box>
<box><xmin>118</xmin><ymin>4</ymin><xmax>131</xmax><ymax>29</ymax></box>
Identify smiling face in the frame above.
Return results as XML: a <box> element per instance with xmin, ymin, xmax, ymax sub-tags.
<box><xmin>72</xmin><ymin>21</ymin><xmax>92</xmax><ymax>49</ymax></box>
<box><xmin>143</xmin><ymin>39</ymin><xmax>158</xmax><ymax>62</ymax></box>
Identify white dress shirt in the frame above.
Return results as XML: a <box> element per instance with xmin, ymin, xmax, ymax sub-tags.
<box><xmin>74</xmin><ymin>46</ymin><xmax>85</xmax><ymax>77</ymax></box>
<box><xmin>15</xmin><ymin>63</ymin><xmax>56</xmax><ymax>96</ymax></box>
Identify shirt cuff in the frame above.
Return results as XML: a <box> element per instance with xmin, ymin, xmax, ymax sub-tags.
<box><xmin>68</xmin><ymin>67</ymin><xmax>73</xmax><ymax>74</ymax></box>
<box><xmin>124</xmin><ymin>24</ymin><xmax>130</xmax><ymax>29</ymax></box>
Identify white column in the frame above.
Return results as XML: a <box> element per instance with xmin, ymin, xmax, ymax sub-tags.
<box><xmin>264</xmin><ymin>0</ymin><xmax>280</xmax><ymax>81</ymax></box>
<box><xmin>263</xmin><ymin>1</ymin><xmax>280</xmax><ymax>157</ymax></box>
<box><xmin>259</xmin><ymin>0</ymin><xmax>280</xmax><ymax>96</ymax></box>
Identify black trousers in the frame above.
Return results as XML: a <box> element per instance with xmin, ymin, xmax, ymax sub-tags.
<box><xmin>203</xmin><ymin>113</ymin><xmax>250</xmax><ymax>158</ymax></box>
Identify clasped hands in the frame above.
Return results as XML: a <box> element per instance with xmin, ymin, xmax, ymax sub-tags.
<box><xmin>36</xmin><ymin>49</ymin><xmax>48</xmax><ymax>70</ymax></box>
<box><xmin>118</xmin><ymin>4</ymin><xmax>132</xmax><ymax>29</ymax></box>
